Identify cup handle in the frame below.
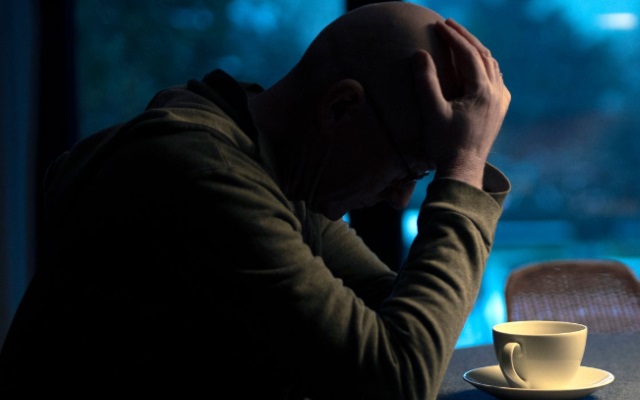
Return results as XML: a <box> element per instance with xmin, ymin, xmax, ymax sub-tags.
<box><xmin>500</xmin><ymin>342</ymin><xmax>529</xmax><ymax>389</ymax></box>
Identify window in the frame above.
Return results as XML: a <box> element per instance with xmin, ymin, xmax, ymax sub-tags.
<box><xmin>403</xmin><ymin>0</ymin><xmax>640</xmax><ymax>347</ymax></box>
<box><xmin>75</xmin><ymin>0</ymin><xmax>640</xmax><ymax>348</ymax></box>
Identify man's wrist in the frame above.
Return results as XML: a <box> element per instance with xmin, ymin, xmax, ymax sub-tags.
<box><xmin>434</xmin><ymin>155</ymin><xmax>486</xmax><ymax>189</ymax></box>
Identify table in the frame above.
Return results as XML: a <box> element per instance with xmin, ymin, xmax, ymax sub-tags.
<box><xmin>437</xmin><ymin>331</ymin><xmax>640</xmax><ymax>399</ymax></box>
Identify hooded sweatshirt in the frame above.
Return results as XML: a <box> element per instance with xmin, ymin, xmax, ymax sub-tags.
<box><xmin>0</xmin><ymin>69</ymin><xmax>510</xmax><ymax>399</ymax></box>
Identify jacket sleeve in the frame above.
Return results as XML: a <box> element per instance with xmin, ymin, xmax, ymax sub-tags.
<box><xmin>286</xmin><ymin>163</ymin><xmax>509</xmax><ymax>400</ymax></box>
<box><xmin>307</xmin><ymin>215</ymin><xmax>398</xmax><ymax>309</ymax></box>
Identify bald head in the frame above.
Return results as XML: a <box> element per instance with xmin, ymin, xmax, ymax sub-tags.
<box><xmin>289</xmin><ymin>2</ymin><xmax>459</xmax><ymax>162</ymax></box>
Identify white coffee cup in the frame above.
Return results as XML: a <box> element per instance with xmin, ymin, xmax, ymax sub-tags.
<box><xmin>492</xmin><ymin>320</ymin><xmax>588</xmax><ymax>389</ymax></box>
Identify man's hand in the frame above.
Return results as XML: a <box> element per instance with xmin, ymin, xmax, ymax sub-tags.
<box><xmin>413</xmin><ymin>18</ymin><xmax>511</xmax><ymax>189</ymax></box>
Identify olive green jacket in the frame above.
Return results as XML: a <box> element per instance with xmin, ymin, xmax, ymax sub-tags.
<box><xmin>0</xmin><ymin>70</ymin><xmax>510</xmax><ymax>399</ymax></box>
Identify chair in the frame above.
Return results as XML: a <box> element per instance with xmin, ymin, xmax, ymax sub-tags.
<box><xmin>505</xmin><ymin>259</ymin><xmax>640</xmax><ymax>333</ymax></box>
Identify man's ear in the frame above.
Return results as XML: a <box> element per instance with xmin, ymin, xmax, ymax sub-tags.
<box><xmin>320</xmin><ymin>79</ymin><xmax>366</xmax><ymax>127</ymax></box>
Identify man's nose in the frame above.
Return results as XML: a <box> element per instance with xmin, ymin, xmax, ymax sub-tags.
<box><xmin>383</xmin><ymin>181</ymin><xmax>416</xmax><ymax>210</ymax></box>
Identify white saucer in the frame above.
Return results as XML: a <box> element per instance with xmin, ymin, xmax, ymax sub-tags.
<box><xmin>463</xmin><ymin>365</ymin><xmax>614</xmax><ymax>400</ymax></box>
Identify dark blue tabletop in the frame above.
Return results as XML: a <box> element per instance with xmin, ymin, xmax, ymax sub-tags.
<box><xmin>437</xmin><ymin>332</ymin><xmax>640</xmax><ymax>399</ymax></box>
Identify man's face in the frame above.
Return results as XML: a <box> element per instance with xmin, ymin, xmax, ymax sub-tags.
<box><xmin>307</xmin><ymin>93</ymin><xmax>433</xmax><ymax>221</ymax></box>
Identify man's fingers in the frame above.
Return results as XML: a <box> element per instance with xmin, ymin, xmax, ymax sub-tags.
<box><xmin>445</xmin><ymin>18</ymin><xmax>504</xmax><ymax>82</ymax></box>
<box><xmin>412</xmin><ymin>50</ymin><xmax>448</xmax><ymax>118</ymax></box>
<box><xmin>444</xmin><ymin>19</ymin><xmax>491</xmax><ymax>57</ymax></box>
<box><xmin>434</xmin><ymin>20</ymin><xmax>488</xmax><ymax>87</ymax></box>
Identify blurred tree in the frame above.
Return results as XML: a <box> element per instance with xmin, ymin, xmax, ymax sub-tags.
<box><xmin>76</xmin><ymin>0</ymin><xmax>232</xmax><ymax>136</ymax></box>
<box><xmin>76</xmin><ymin>0</ymin><xmax>342</xmax><ymax>137</ymax></box>
<box><xmin>455</xmin><ymin>0</ymin><xmax>638</xmax><ymax>233</ymax></box>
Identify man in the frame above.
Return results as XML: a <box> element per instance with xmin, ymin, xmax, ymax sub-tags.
<box><xmin>0</xmin><ymin>2</ymin><xmax>510</xmax><ymax>399</ymax></box>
